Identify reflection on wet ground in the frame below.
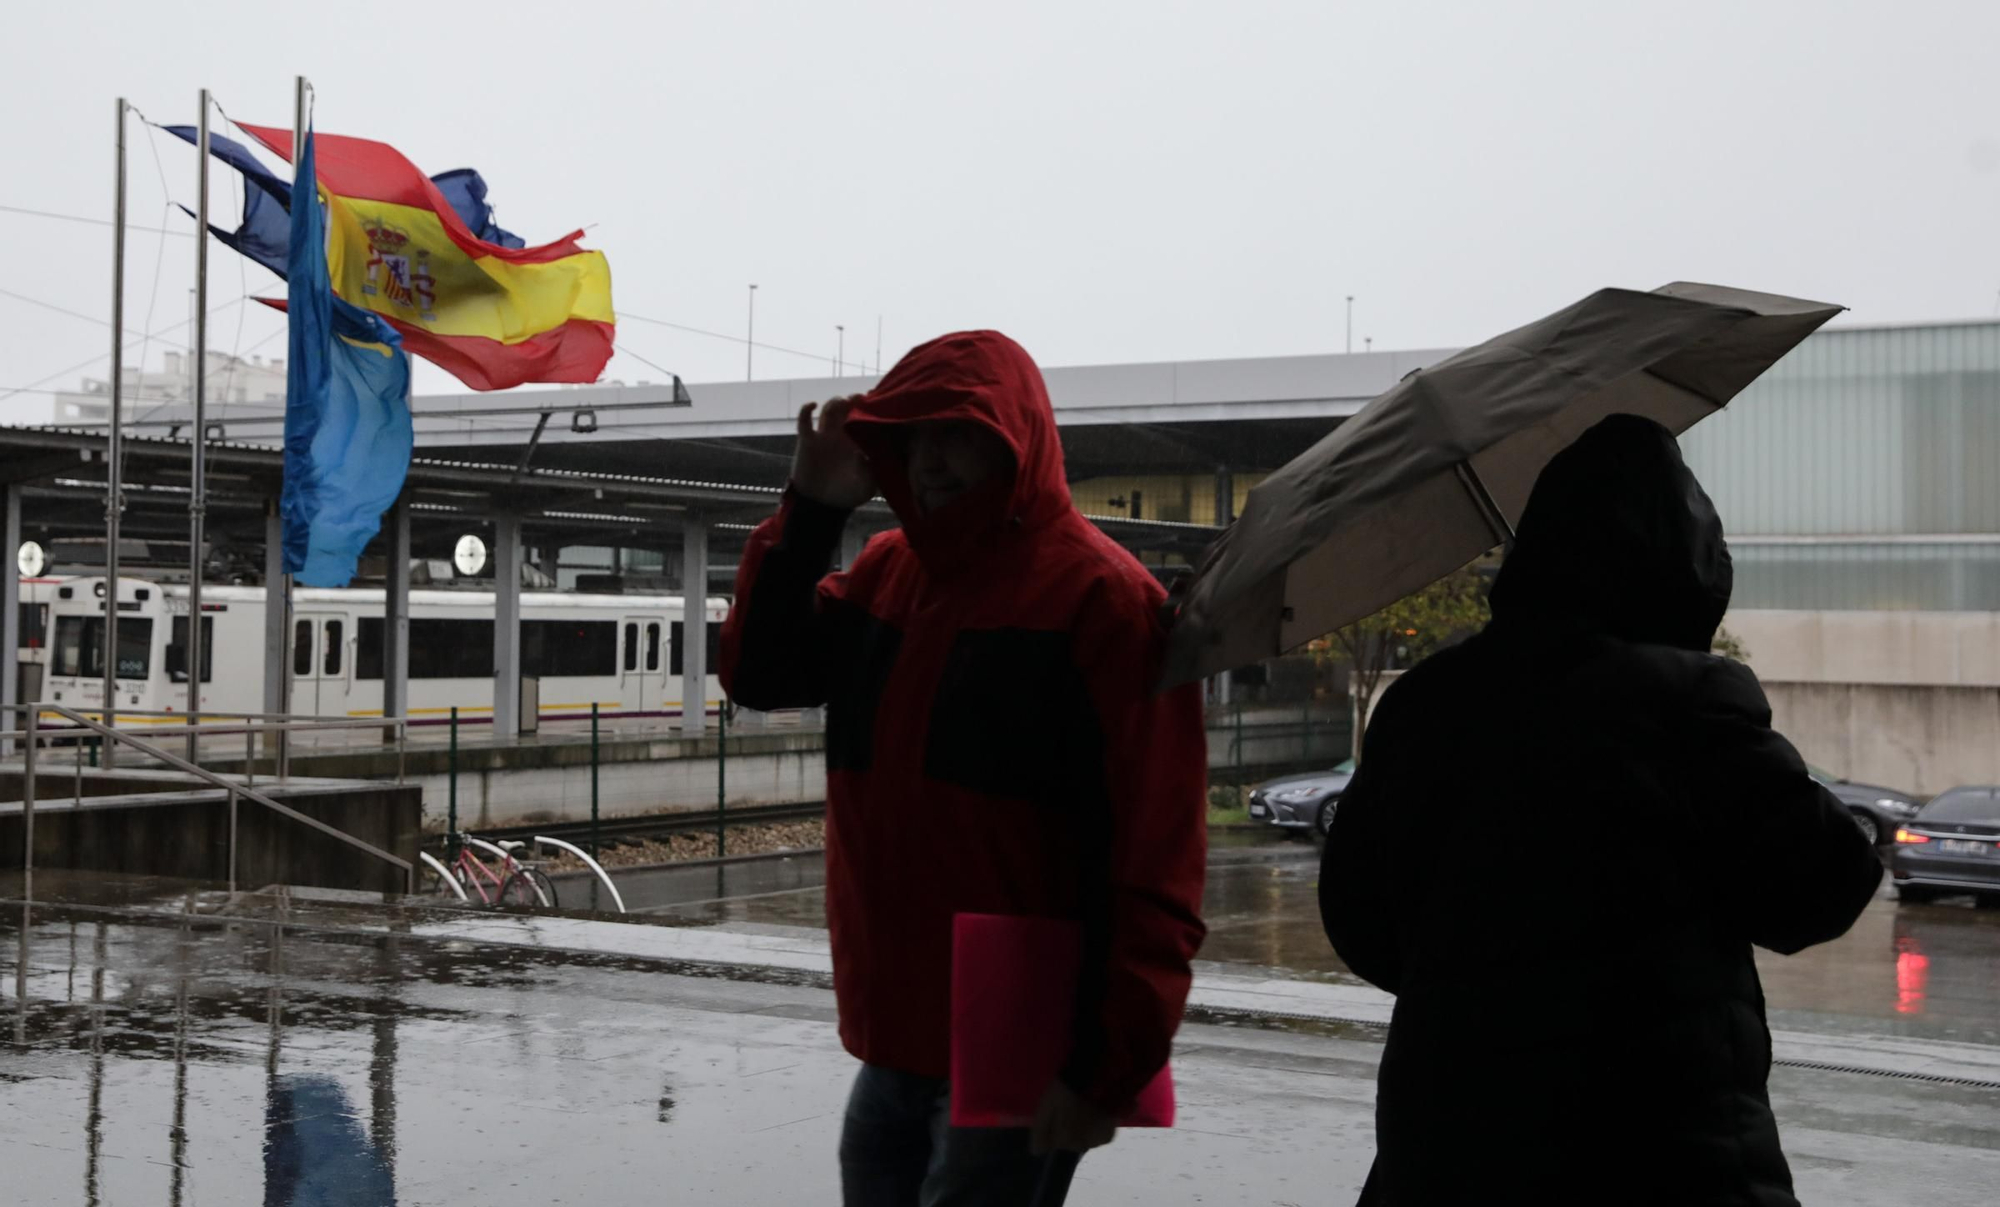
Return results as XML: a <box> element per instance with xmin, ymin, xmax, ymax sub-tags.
<box><xmin>606</xmin><ymin>841</ymin><xmax>2000</xmax><ymax>1044</ymax></box>
<box><xmin>5</xmin><ymin>853</ymin><xmax>2000</xmax><ymax>1204</ymax></box>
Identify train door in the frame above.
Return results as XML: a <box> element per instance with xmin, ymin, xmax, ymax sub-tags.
<box><xmin>291</xmin><ymin>612</ymin><xmax>352</xmax><ymax>716</ymax></box>
<box><xmin>618</xmin><ymin>613</ymin><xmax>668</xmax><ymax>715</ymax></box>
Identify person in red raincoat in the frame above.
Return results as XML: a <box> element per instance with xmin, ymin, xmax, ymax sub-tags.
<box><xmin>721</xmin><ymin>330</ymin><xmax>1209</xmax><ymax>1206</ymax></box>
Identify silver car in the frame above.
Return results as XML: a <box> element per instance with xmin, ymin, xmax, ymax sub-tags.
<box><xmin>1246</xmin><ymin>759</ymin><xmax>1355</xmax><ymax>840</ymax></box>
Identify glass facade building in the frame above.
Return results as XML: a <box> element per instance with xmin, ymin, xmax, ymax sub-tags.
<box><xmin>1679</xmin><ymin>320</ymin><xmax>2000</xmax><ymax>611</ymax></box>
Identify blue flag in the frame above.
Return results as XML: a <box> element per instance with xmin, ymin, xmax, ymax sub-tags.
<box><xmin>168</xmin><ymin>125</ymin><xmax>524</xmax><ymax>279</ymax></box>
<box><xmin>427</xmin><ymin>167</ymin><xmax>526</xmax><ymax>249</ymax></box>
<box><xmin>283</xmin><ymin>125</ymin><xmax>414</xmax><ymax>588</ymax></box>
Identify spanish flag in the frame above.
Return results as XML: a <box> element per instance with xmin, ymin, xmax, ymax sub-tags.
<box><xmin>240</xmin><ymin>123</ymin><xmax>613</xmax><ymax>391</ymax></box>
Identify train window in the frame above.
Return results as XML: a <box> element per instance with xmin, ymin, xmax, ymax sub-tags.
<box><xmin>324</xmin><ymin>620</ymin><xmax>344</xmax><ymax>677</ymax></box>
<box><xmin>522</xmin><ymin>620</ymin><xmax>617</xmax><ymax>677</ymax></box>
<box><xmin>52</xmin><ymin>616</ymin><xmax>153</xmax><ymax>680</ymax></box>
<box><xmin>356</xmin><ymin>617</ymin><xmax>383</xmax><ymax>679</ymax></box>
<box><xmin>669</xmin><ymin>620</ymin><xmax>722</xmax><ymax>676</ymax></box>
<box><xmin>167</xmin><ymin>616</ymin><xmax>215</xmax><ymax>683</ymax></box>
<box><xmin>623</xmin><ymin>623</ymin><xmax>638</xmax><ymax>672</ymax></box>
<box><xmin>16</xmin><ymin>602</ymin><xmax>46</xmax><ymax>648</ymax></box>
<box><xmin>293</xmin><ymin>620</ymin><xmax>313</xmax><ymax>676</ymax></box>
<box><xmin>407</xmin><ymin>618</ymin><xmax>494</xmax><ymax>679</ymax></box>
<box><xmin>645</xmin><ymin>623</ymin><xmax>662</xmax><ymax>672</ymax></box>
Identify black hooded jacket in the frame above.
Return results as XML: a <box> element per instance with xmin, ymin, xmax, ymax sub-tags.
<box><xmin>1319</xmin><ymin>415</ymin><xmax>1882</xmax><ymax>1206</ymax></box>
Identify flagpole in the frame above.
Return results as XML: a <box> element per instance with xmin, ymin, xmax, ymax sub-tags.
<box><xmin>103</xmin><ymin>97</ymin><xmax>128</xmax><ymax>766</ymax></box>
<box><xmin>186</xmin><ymin>88</ymin><xmax>210</xmax><ymax>764</ymax></box>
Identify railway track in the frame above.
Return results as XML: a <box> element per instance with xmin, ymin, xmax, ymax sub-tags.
<box><xmin>462</xmin><ymin>801</ymin><xmax>824</xmax><ymax>849</ymax></box>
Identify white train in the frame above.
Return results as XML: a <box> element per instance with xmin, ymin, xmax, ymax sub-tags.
<box><xmin>35</xmin><ymin>575</ymin><xmax>728</xmax><ymax>728</ymax></box>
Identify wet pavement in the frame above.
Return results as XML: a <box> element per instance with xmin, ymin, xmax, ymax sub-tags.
<box><xmin>604</xmin><ymin>839</ymin><xmax>2000</xmax><ymax>1046</ymax></box>
<box><xmin>2</xmin><ymin>844</ymin><xmax>1999</xmax><ymax>1204</ymax></box>
<box><xmin>4</xmin><ymin>900</ymin><xmax>1999</xmax><ymax>1206</ymax></box>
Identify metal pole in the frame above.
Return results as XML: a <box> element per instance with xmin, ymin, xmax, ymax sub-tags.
<box><xmin>447</xmin><ymin>706</ymin><xmax>458</xmax><ymax>847</ymax></box>
<box><xmin>22</xmin><ymin>710</ymin><xmax>36</xmax><ymax>903</ymax></box>
<box><xmin>0</xmin><ymin>485</ymin><xmax>18</xmax><ymax>760</ymax></box>
<box><xmin>1345</xmin><ymin>296</ymin><xmax>1354</xmax><ymax>355</ymax></box>
<box><xmin>590</xmin><ymin>702</ymin><xmax>600</xmax><ymax>860</ymax></box>
<box><xmin>876</xmin><ymin>315</ymin><xmax>883</xmax><ymax>376</ymax></box>
<box><xmin>746</xmin><ymin>284</ymin><xmax>757</xmax><ymax>382</ymax></box>
<box><xmin>187</xmin><ymin>87</ymin><xmax>211</xmax><ymax>765</ymax></box>
<box><xmin>104</xmin><ymin>97</ymin><xmax>128</xmax><ymax>761</ymax></box>
<box><xmin>716</xmin><ymin>699</ymin><xmax>727</xmax><ymax>860</ymax></box>
<box><xmin>228</xmin><ymin>789</ymin><xmax>237</xmax><ymax>896</ymax></box>
<box><xmin>1234</xmin><ymin>700</ymin><xmax>1244</xmax><ymax>788</ymax></box>
<box><xmin>836</xmin><ymin>325</ymin><xmax>844</xmax><ymax>377</ymax></box>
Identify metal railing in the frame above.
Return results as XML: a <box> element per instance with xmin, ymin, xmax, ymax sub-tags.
<box><xmin>4</xmin><ymin>703</ymin><xmax>416</xmax><ymax>897</ymax></box>
<box><xmin>8</xmin><ymin>706</ymin><xmax>409</xmax><ymax>786</ymax></box>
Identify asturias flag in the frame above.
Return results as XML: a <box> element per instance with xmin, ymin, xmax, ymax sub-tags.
<box><xmin>284</xmin><ymin>124</ymin><xmax>415</xmax><ymax>588</ymax></box>
<box><xmin>242</xmin><ymin>122</ymin><xmax>613</xmax><ymax>392</ymax></box>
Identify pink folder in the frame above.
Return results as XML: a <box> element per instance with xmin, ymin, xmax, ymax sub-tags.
<box><xmin>949</xmin><ymin>913</ymin><xmax>1175</xmax><ymax>1128</ymax></box>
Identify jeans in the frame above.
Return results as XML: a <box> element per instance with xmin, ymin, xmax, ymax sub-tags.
<box><xmin>839</xmin><ymin>1064</ymin><xmax>1056</xmax><ymax>1207</ymax></box>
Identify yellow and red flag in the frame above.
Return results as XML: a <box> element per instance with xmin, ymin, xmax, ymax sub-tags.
<box><xmin>241</xmin><ymin>123</ymin><xmax>613</xmax><ymax>391</ymax></box>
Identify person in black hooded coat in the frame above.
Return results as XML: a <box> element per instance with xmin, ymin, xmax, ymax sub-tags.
<box><xmin>1319</xmin><ymin>414</ymin><xmax>1883</xmax><ymax>1206</ymax></box>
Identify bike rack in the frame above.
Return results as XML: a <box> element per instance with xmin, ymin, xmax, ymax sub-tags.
<box><xmin>534</xmin><ymin>835</ymin><xmax>627</xmax><ymax>915</ymax></box>
<box><xmin>419</xmin><ymin>851</ymin><xmax>467</xmax><ymax>902</ymax></box>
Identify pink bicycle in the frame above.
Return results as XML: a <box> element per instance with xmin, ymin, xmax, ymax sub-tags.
<box><xmin>425</xmin><ymin>833</ymin><xmax>558</xmax><ymax>909</ymax></box>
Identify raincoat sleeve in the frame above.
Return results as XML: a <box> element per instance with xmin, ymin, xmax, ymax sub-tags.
<box><xmin>1686</xmin><ymin>658</ymin><xmax>1883</xmax><ymax>955</ymax></box>
<box><xmin>718</xmin><ymin>490</ymin><xmax>852</xmax><ymax>711</ymax></box>
<box><xmin>1318</xmin><ymin>678</ymin><xmax>1409</xmax><ymax>995</ymax></box>
<box><xmin>1059</xmin><ymin>581</ymin><xmax>1210</xmax><ymax>1114</ymax></box>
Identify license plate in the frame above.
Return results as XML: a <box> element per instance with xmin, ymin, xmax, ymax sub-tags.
<box><xmin>1248</xmin><ymin>804</ymin><xmax>1267</xmax><ymax>818</ymax></box>
<box><xmin>1938</xmin><ymin>839</ymin><xmax>1991</xmax><ymax>856</ymax></box>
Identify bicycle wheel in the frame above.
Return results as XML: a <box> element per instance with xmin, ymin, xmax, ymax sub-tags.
<box><xmin>499</xmin><ymin>867</ymin><xmax>558</xmax><ymax>909</ymax></box>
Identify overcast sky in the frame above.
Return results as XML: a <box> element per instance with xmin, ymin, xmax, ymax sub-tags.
<box><xmin>4</xmin><ymin>0</ymin><xmax>1998</xmax><ymax>425</ymax></box>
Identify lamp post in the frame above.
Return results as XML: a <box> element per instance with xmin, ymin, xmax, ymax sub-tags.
<box><xmin>746</xmin><ymin>284</ymin><xmax>758</xmax><ymax>382</ymax></box>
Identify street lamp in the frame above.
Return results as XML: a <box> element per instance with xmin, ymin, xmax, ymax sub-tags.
<box><xmin>836</xmin><ymin>325</ymin><xmax>845</xmax><ymax>377</ymax></box>
<box><xmin>1346</xmin><ymin>296</ymin><xmax>1354</xmax><ymax>355</ymax></box>
<box><xmin>746</xmin><ymin>284</ymin><xmax>758</xmax><ymax>382</ymax></box>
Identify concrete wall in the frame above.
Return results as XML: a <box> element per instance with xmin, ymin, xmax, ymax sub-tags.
<box><xmin>1761</xmin><ymin>680</ymin><xmax>2000</xmax><ymax>798</ymax></box>
<box><xmin>411</xmin><ymin>744</ymin><xmax>825</xmax><ymax>830</ymax></box>
<box><xmin>1724</xmin><ymin>610</ymin><xmax>2000</xmax><ymax>686</ymax></box>
<box><xmin>234</xmin><ymin>711</ymin><xmax>1354</xmax><ymax>829</ymax></box>
<box><xmin>213</xmin><ymin>730</ymin><xmax>830</xmax><ymax>831</ymax></box>
<box><xmin>0</xmin><ymin>778</ymin><xmax>421</xmax><ymax>895</ymax></box>
<box><xmin>1207</xmin><ymin>705</ymin><xmax>1352</xmax><ymax>784</ymax></box>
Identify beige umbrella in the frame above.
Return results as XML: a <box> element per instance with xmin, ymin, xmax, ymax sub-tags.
<box><xmin>1161</xmin><ymin>281</ymin><xmax>1842</xmax><ymax>687</ymax></box>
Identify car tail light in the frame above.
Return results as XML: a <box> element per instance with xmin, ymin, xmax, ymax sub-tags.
<box><xmin>1894</xmin><ymin>829</ymin><xmax>1929</xmax><ymax>844</ymax></box>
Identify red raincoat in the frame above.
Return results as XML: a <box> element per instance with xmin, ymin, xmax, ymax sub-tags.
<box><xmin>720</xmin><ymin>330</ymin><xmax>1208</xmax><ymax>1111</ymax></box>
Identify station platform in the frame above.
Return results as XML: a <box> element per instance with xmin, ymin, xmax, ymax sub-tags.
<box><xmin>4</xmin><ymin>879</ymin><xmax>1999</xmax><ymax>1206</ymax></box>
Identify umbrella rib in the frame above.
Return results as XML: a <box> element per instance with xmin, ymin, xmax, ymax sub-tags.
<box><xmin>1453</xmin><ymin>461</ymin><xmax>1516</xmax><ymax>548</ymax></box>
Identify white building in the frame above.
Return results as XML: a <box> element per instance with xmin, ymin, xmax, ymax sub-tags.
<box><xmin>52</xmin><ymin>350</ymin><xmax>288</xmax><ymax>426</ymax></box>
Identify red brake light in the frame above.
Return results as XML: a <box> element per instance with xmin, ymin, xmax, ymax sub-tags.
<box><xmin>1894</xmin><ymin>829</ymin><xmax>1929</xmax><ymax>844</ymax></box>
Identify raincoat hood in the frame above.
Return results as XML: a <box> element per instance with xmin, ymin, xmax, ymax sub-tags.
<box><xmin>1490</xmin><ymin>413</ymin><xmax>1731</xmax><ymax>653</ymax></box>
<box><xmin>845</xmin><ymin>330</ymin><xmax>1071</xmax><ymax>570</ymax></box>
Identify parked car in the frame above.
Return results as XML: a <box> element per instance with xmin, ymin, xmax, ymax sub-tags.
<box><xmin>1891</xmin><ymin>786</ymin><xmax>2000</xmax><ymax>904</ymax></box>
<box><xmin>1810</xmin><ymin>766</ymin><xmax>1922</xmax><ymax>847</ymax></box>
<box><xmin>1247</xmin><ymin>759</ymin><xmax>1354</xmax><ymax>839</ymax></box>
